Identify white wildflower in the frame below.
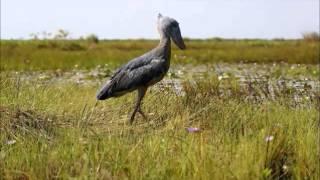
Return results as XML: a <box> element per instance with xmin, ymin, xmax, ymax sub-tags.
<box><xmin>265</xmin><ymin>135</ymin><xmax>274</xmax><ymax>142</ymax></box>
<box><xmin>282</xmin><ymin>165</ymin><xmax>288</xmax><ymax>171</ymax></box>
<box><xmin>7</xmin><ymin>140</ymin><xmax>16</xmax><ymax>145</ymax></box>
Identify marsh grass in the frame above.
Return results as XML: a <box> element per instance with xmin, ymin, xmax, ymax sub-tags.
<box><xmin>0</xmin><ymin>74</ymin><xmax>319</xmax><ymax>179</ymax></box>
<box><xmin>1</xmin><ymin>39</ymin><xmax>319</xmax><ymax>179</ymax></box>
<box><xmin>1</xmin><ymin>39</ymin><xmax>319</xmax><ymax>71</ymax></box>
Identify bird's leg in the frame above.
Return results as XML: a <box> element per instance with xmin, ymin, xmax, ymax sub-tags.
<box><xmin>137</xmin><ymin>106</ymin><xmax>147</xmax><ymax>119</ymax></box>
<box><xmin>129</xmin><ymin>87</ymin><xmax>147</xmax><ymax>124</ymax></box>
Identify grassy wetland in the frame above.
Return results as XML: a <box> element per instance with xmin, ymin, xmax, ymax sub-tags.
<box><xmin>0</xmin><ymin>39</ymin><xmax>319</xmax><ymax>179</ymax></box>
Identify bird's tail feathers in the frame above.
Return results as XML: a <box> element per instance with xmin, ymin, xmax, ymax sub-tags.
<box><xmin>96</xmin><ymin>82</ymin><xmax>113</xmax><ymax>100</ymax></box>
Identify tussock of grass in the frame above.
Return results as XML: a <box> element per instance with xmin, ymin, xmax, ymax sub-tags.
<box><xmin>0</xmin><ymin>106</ymin><xmax>56</xmax><ymax>138</ymax></box>
<box><xmin>0</xmin><ymin>76</ymin><xmax>319</xmax><ymax>179</ymax></box>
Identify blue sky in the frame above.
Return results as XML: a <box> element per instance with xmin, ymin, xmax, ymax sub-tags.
<box><xmin>1</xmin><ymin>0</ymin><xmax>319</xmax><ymax>39</ymax></box>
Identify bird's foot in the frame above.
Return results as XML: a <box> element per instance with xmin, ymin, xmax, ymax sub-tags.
<box><xmin>137</xmin><ymin>109</ymin><xmax>147</xmax><ymax>120</ymax></box>
<box><xmin>128</xmin><ymin>107</ymin><xmax>147</xmax><ymax>125</ymax></box>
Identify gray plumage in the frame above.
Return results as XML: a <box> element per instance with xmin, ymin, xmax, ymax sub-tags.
<box><xmin>96</xmin><ymin>14</ymin><xmax>186</xmax><ymax>124</ymax></box>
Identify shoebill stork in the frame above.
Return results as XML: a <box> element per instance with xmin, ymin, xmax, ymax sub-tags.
<box><xmin>96</xmin><ymin>14</ymin><xmax>186</xmax><ymax>124</ymax></box>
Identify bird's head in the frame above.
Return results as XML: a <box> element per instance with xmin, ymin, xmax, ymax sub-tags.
<box><xmin>157</xmin><ymin>13</ymin><xmax>186</xmax><ymax>50</ymax></box>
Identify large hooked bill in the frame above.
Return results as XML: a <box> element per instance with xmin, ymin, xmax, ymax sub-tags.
<box><xmin>171</xmin><ymin>27</ymin><xmax>186</xmax><ymax>50</ymax></box>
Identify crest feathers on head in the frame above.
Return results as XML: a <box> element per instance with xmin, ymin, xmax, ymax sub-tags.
<box><xmin>158</xmin><ymin>13</ymin><xmax>163</xmax><ymax>19</ymax></box>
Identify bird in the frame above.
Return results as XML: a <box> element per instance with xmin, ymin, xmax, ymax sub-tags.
<box><xmin>96</xmin><ymin>13</ymin><xmax>186</xmax><ymax>124</ymax></box>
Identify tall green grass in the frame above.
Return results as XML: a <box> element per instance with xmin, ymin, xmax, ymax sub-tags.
<box><xmin>1</xmin><ymin>75</ymin><xmax>318</xmax><ymax>179</ymax></box>
<box><xmin>1</xmin><ymin>39</ymin><xmax>319</xmax><ymax>71</ymax></box>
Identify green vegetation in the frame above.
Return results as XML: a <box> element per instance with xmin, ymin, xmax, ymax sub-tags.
<box><xmin>1</xmin><ymin>39</ymin><xmax>319</xmax><ymax>71</ymax></box>
<box><xmin>1</xmin><ymin>74</ymin><xmax>319</xmax><ymax>179</ymax></box>
<box><xmin>0</xmin><ymin>39</ymin><xmax>319</xmax><ymax>179</ymax></box>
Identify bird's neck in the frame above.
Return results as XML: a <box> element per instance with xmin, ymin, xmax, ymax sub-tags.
<box><xmin>158</xmin><ymin>35</ymin><xmax>171</xmax><ymax>60</ymax></box>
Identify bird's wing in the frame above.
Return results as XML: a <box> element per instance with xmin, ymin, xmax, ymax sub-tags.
<box><xmin>97</xmin><ymin>49</ymin><xmax>164</xmax><ymax>99</ymax></box>
<box><xmin>111</xmin><ymin>58</ymin><xmax>166</xmax><ymax>92</ymax></box>
<box><xmin>97</xmin><ymin>57</ymin><xmax>165</xmax><ymax>99</ymax></box>
<box><xmin>110</xmin><ymin>51</ymin><xmax>154</xmax><ymax>80</ymax></box>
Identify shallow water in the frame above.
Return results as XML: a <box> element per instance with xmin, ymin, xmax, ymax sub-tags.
<box><xmin>4</xmin><ymin>63</ymin><xmax>319</xmax><ymax>105</ymax></box>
